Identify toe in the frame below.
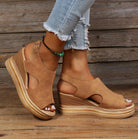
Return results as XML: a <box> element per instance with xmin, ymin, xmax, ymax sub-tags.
<box><xmin>50</xmin><ymin>104</ymin><xmax>56</xmax><ymax>112</ymax></box>
<box><xmin>125</xmin><ymin>99</ymin><xmax>132</xmax><ymax>107</ymax></box>
<box><xmin>44</xmin><ymin>104</ymin><xmax>55</xmax><ymax>112</ymax></box>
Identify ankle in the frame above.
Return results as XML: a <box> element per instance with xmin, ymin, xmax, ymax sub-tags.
<box><xmin>38</xmin><ymin>32</ymin><xmax>65</xmax><ymax>70</ymax></box>
<box><xmin>39</xmin><ymin>41</ymin><xmax>60</xmax><ymax>70</ymax></box>
<box><xmin>62</xmin><ymin>50</ymin><xmax>94</xmax><ymax>80</ymax></box>
<box><xmin>44</xmin><ymin>31</ymin><xmax>65</xmax><ymax>52</ymax></box>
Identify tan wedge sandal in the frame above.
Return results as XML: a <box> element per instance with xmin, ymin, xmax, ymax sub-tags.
<box><xmin>5</xmin><ymin>40</ymin><xmax>56</xmax><ymax>120</ymax></box>
<box><xmin>58</xmin><ymin>74</ymin><xmax>135</xmax><ymax>118</ymax></box>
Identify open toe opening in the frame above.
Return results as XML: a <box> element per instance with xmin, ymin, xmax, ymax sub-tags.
<box><xmin>125</xmin><ymin>99</ymin><xmax>132</xmax><ymax>107</ymax></box>
<box><xmin>43</xmin><ymin>104</ymin><xmax>56</xmax><ymax>112</ymax></box>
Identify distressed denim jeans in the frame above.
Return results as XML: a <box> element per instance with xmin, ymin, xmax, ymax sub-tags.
<box><xmin>43</xmin><ymin>0</ymin><xmax>95</xmax><ymax>50</ymax></box>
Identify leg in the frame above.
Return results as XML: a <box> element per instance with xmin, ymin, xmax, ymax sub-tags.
<box><xmin>64</xmin><ymin>9</ymin><xmax>91</xmax><ymax>50</ymax></box>
<box><xmin>18</xmin><ymin>0</ymin><xmax>97</xmax><ymax>113</ymax></box>
<box><xmin>62</xmin><ymin>9</ymin><xmax>94</xmax><ymax>80</ymax></box>
<box><xmin>43</xmin><ymin>0</ymin><xmax>96</xmax><ymax>41</ymax></box>
<box><xmin>58</xmin><ymin>9</ymin><xmax>133</xmax><ymax>109</ymax></box>
<box><xmin>38</xmin><ymin>0</ymin><xmax>96</xmax><ymax>111</ymax></box>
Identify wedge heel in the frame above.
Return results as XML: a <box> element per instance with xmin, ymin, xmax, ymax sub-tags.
<box><xmin>59</xmin><ymin>92</ymin><xmax>135</xmax><ymax>119</ymax></box>
<box><xmin>5</xmin><ymin>57</ymin><xmax>54</xmax><ymax>120</ymax></box>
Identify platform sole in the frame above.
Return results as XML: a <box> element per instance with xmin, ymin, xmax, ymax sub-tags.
<box><xmin>5</xmin><ymin>57</ymin><xmax>55</xmax><ymax>120</ymax></box>
<box><xmin>60</xmin><ymin>92</ymin><xmax>135</xmax><ymax>119</ymax></box>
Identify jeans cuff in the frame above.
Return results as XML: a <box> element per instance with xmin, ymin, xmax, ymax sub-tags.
<box><xmin>64</xmin><ymin>24</ymin><xmax>90</xmax><ymax>50</ymax></box>
<box><xmin>43</xmin><ymin>22</ymin><xmax>72</xmax><ymax>41</ymax></box>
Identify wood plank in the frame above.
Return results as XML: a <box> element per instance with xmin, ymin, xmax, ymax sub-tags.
<box><xmin>1</xmin><ymin>61</ymin><xmax>138</xmax><ymax>88</ymax></box>
<box><xmin>91</xmin><ymin>1</ymin><xmax>138</xmax><ymax>30</ymax></box>
<box><xmin>1</xmin><ymin>46</ymin><xmax>138</xmax><ymax>68</ymax></box>
<box><xmin>89</xmin><ymin>29</ymin><xmax>138</xmax><ymax>47</ymax></box>
<box><xmin>0</xmin><ymin>86</ymin><xmax>137</xmax><ymax>138</ymax></box>
<box><xmin>0</xmin><ymin>33</ymin><xmax>44</xmax><ymax>53</ymax></box>
<box><xmin>0</xmin><ymin>0</ymin><xmax>137</xmax><ymax>33</ymax></box>
<box><xmin>87</xmin><ymin>47</ymin><xmax>138</xmax><ymax>62</ymax></box>
<box><xmin>0</xmin><ymin>29</ymin><xmax>138</xmax><ymax>53</ymax></box>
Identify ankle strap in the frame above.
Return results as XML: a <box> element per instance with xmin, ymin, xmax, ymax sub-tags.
<box><xmin>42</xmin><ymin>36</ymin><xmax>64</xmax><ymax>57</ymax></box>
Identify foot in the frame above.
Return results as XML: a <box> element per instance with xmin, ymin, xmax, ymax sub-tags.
<box><xmin>58</xmin><ymin>50</ymin><xmax>132</xmax><ymax>109</ymax></box>
<box><xmin>24</xmin><ymin>32</ymin><xmax>65</xmax><ymax>112</ymax></box>
<box><xmin>24</xmin><ymin>42</ymin><xmax>56</xmax><ymax>112</ymax></box>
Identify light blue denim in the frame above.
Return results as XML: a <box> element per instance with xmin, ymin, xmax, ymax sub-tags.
<box><xmin>43</xmin><ymin>0</ymin><xmax>95</xmax><ymax>50</ymax></box>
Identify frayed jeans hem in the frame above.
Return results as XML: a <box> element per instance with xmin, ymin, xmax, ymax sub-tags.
<box><xmin>43</xmin><ymin>23</ymin><xmax>72</xmax><ymax>41</ymax></box>
<box><xmin>63</xmin><ymin>43</ymin><xmax>90</xmax><ymax>51</ymax></box>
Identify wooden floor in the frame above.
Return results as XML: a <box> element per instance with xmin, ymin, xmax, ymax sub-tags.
<box><xmin>0</xmin><ymin>83</ymin><xmax>138</xmax><ymax>139</ymax></box>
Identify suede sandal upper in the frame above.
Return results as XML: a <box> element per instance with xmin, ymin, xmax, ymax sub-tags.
<box><xmin>13</xmin><ymin>41</ymin><xmax>56</xmax><ymax>110</ymax></box>
<box><xmin>60</xmin><ymin>74</ymin><xmax>127</xmax><ymax>109</ymax></box>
